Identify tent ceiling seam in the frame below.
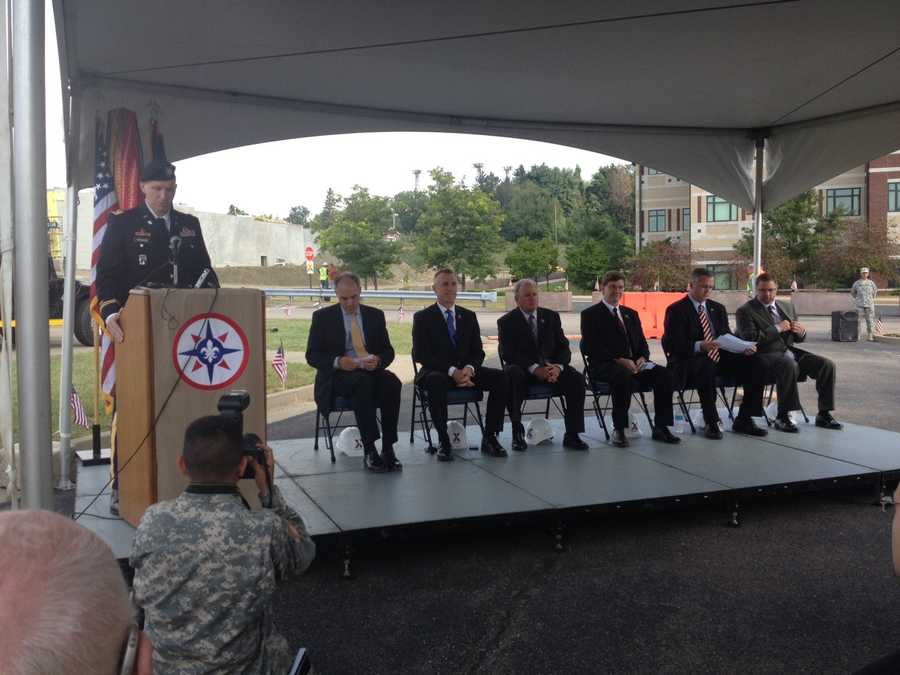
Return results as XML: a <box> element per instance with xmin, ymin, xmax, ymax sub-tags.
<box><xmin>100</xmin><ymin>0</ymin><xmax>797</xmax><ymax>77</ymax></box>
<box><xmin>770</xmin><ymin>42</ymin><xmax>900</xmax><ymax>126</ymax></box>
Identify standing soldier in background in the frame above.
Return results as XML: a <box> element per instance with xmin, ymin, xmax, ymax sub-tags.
<box><xmin>851</xmin><ymin>267</ymin><xmax>878</xmax><ymax>341</ymax></box>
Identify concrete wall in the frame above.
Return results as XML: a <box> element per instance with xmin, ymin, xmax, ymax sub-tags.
<box><xmin>73</xmin><ymin>193</ymin><xmax>317</xmax><ymax>271</ymax></box>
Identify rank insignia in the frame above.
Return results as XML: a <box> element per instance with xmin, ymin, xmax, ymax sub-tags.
<box><xmin>138</xmin><ymin>254</ymin><xmax>148</xmax><ymax>266</ymax></box>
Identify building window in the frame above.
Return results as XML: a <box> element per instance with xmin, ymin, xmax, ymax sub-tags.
<box><xmin>706</xmin><ymin>264</ymin><xmax>736</xmax><ymax>291</ymax></box>
<box><xmin>647</xmin><ymin>209</ymin><xmax>666</xmax><ymax>232</ymax></box>
<box><xmin>645</xmin><ymin>168</ymin><xmax>661</xmax><ymax>175</ymax></box>
<box><xmin>889</xmin><ymin>183</ymin><xmax>900</xmax><ymax>213</ymax></box>
<box><xmin>706</xmin><ymin>196</ymin><xmax>738</xmax><ymax>222</ymax></box>
<box><xmin>682</xmin><ymin>207</ymin><xmax>691</xmax><ymax>230</ymax></box>
<box><xmin>825</xmin><ymin>187</ymin><xmax>861</xmax><ymax>216</ymax></box>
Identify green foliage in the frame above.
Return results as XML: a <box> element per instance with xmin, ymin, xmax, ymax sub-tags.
<box><xmin>316</xmin><ymin>186</ymin><xmax>399</xmax><ymax>286</ymax></box>
<box><xmin>310</xmin><ymin>188</ymin><xmax>340</xmax><ymax>232</ymax></box>
<box><xmin>227</xmin><ymin>204</ymin><xmax>248</xmax><ymax>216</ymax></box>
<box><xmin>414</xmin><ymin>168</ymin><xmax>504</xmax><ymax>286</ymax></box>
<box><xmin>286</xmin><ymin>205</ymin><xmax>310</xmax><ymax>225</ymax></box>
<box><xmin>505</xmin><ymin>238</ymin><xmax>559</xmax><ymax>282</ymax></box>
<box><xmin>565</xmin><ymin>239</ymin><xmax>610</xmax><ymax>292</ymax></box>
<box><xmin>391</xmin><ymin>190</ymin><xmax>427</xmax><ymax>234</ymax></box>
<box><xmin>503</xmin><ymin>182</ymin><xmax>557</xmax><ymax>241</ymax></box>
<box><xmin>513</xmin><ymin>163</ymin><xmax>584</xmax><ymax>217</ymax></box>
<box><xmin>627</xmin><ymin>239</ymin><xmax>692</xmax><ymax>291</ymax></box>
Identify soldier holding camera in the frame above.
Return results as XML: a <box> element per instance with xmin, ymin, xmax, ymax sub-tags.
<box><xmin>131</xmin><ymin>414</ymin><xmax>315</xmax><ymax>674</ymax></box>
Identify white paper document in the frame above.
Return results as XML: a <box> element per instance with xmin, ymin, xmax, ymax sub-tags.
<box><xmin>715</xmin><ymin>334</ymin><xmax>757</xmax><ymax>354</ymax></box>
<box><xmin>639</xmin><ymin>361</ymin><xmax>657</xmax><ymax>371</ymax></box>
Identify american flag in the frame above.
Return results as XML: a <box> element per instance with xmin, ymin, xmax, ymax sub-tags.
<box><xmin>272</xmin><ymin>342</ymin><xmax>288</xmax><ymax>384</ymax></box>
<box><xmin>69</xmin><ymin>387</ymin><xmax>89</xmax><ymax>429</ymax></box>
<box><xmin>876</xmin><ymin>313</ymin><xmax>885</xmax><ymax>336</ymax></box>
<box><xmin>93</xmin><ymin>120</ymin><xmax>119</xmax><ymax>411</ymax></box>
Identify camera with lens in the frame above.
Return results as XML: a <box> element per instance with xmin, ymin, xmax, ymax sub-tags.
<box><xmin>217</xmin><ymin>390</ymin><xmax>266</xmax><ymax>480</ymax></box>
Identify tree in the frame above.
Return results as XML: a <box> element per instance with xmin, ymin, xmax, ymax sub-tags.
<box><xmin>227</xmin><ymin>204</ymin><xmax>248</xmax><ymax>216</ymax></box>
<box><xmin>565</xmin><ymin>239</ymin><xmax>609</xmax><ymax>292</ymax></box>
<box><xmin>505</xmin><ymin>238</ymin><xmax>559</xmax><ymax>286</ymax></box>
<box><xmin>286</xmin><ymin>205</ymin><xmax>310</xmax><ymax>225</ymax></box>
<box><xmin>813</xmin><ymin>219</ymin><xmax>899</xmax><ymax>288</ymax></box>
<box><xmin>502</xmin><ymin>182</ymin><xmax>556</xmax><ymax>241</ymax></box>
<box><xmin>414</xmin><ymin>168</ymin><xmax>504</xmax><ymax>288</ymax></box>
<box><xmin>316</xmin><ymin>186</ymin><xmax>399</xmax><ymax>288</ymax></box>
<box><xmin>627</xmin><ymin>239</ymin><xmax>692</xmax><ymax>291</ymax></box>
<box><xmin>391</xmin><ymin>189</ymin><xmax>428</xmax><ymax>234</ymax></box>
<box><xmin>310</xmin><ymin>188</ymin><xmax>341</xmax><ymax>232</ymax></box>
<box><xmin>585</xmin><ymin>165</ymin><xmax>634</xmax><ymax>232</ymax></box>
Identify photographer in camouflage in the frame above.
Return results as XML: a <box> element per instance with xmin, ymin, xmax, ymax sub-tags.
<box><xmin>131</xmin><ymin>415</ymin><xmax>315</xmax><ymax>674</ymax></box>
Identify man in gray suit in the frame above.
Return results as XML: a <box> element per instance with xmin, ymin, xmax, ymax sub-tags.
<box><xmin>736</xmin><ymin>272</ymin><xmax>842</xmax><ymax>433</ymax></box>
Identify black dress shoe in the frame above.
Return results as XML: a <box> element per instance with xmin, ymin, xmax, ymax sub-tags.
<box><xmin>364</xmin><ymin>451</ymin><xmax>388</xmax><ymax>473</ymax></box>
<box><xmin>611</xmin><ymin>429</ymin><xmax>629</xmax><ymax>447</ymax></box>
<box><xmin>815</xmin><ymin>412</ymin><xmax>843</xmax><ymax>430</ymax></box>
<box><xmin>652</xmin><ymin>427</ymin><xmax>682</xmax><ymax>444</ymax></box>
<box><xmin>436</xmin><ymin>444</ymin><xmax>454</xmax><ymax>462</ymax></box>
<box><xmin>480</xmin><ymin>435</ymin><xmax>508</xmax><ymax>457</ymax></box>
<box><xmin>732</xmin><ymin>417</ymin><xmax>768</xmax><ymax>437</ymax></box>
<box><xmin>512</xmin><ymin>424</ymin><xmax>528</xmax><ymax>452</ymax></box>
<box><xmin>381</xmin><ymin>446</ymin><xmax>403</xmax><ymax>471</ymax></box>
<box><xmin>563</xmin><ymin>433</ymin><xmax>589</xmax><ymax>450</ymax></box>
<box><xmin>704</xmin><ymin>422</ymin><xmax>724</xmax><ymax>440</ymax></box>
<box><xmin>773</xmin><ymin>415</ymin><xmax>799</xmax><ymax>433</ymax></box>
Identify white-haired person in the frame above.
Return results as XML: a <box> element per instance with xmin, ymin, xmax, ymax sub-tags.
<box><xmin>0</xmin><ymin>510</ymin><xmax>152</xmax><ymax>675</ymax></box>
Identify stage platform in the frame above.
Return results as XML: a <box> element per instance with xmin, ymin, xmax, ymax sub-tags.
<box><xmin>74</xmin><ymin>415</ymin><xmax>900</xmax><ymax>560</ymax></box>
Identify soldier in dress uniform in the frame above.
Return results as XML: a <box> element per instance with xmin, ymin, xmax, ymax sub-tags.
<box><xmin>96</xmin><ymin>157</ymin><xmax>219</xmax><ymax>343</ymax></box>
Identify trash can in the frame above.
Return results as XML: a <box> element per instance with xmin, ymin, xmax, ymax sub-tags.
<box><xmin>831</xmin><ymin>310</ymin><xmax>858</xmax><ymax>342</ymax></box>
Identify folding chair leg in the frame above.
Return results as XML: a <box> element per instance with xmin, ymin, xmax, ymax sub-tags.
<box><xmin>798</xmin><ymin>402</ymin><xmax>810</xmax><ymax>424</ymax></box>
<box><xmin>592</xmin><ymin>392</ymin><xmax>610</xmax><ymax>441</ymax></box>
<box><xmin>420</xmin><ymin>395</ymin><xmax>436</xmax><ymax>452</ymax></box>
<box><xmin>323</xmin><ymin>413</ymin><xmax>336</xmax><ymax>463</ymax></box>
<box><xmin>314</xmin><ymin>410</ymin><xmax>321</xmax><ymax>450</ymax></box>
<box><xmin>409</xmin><ymin>389</ymin><xmax>417</xmax><ymax>443</ymax></box>
<box><xmin>719</xmin><ymin>387</ymin><xmax>736</xmax><ymax>422</ymax></box>
<box><xmin>473</xmin><ymin>401</ymin><xmax>486</xmax><ymax>435</ymax></box>
<box><xmin>544</xmin><ymin>396</ymin><xmax>551</xmax><ymax>418</ymax></box>
<box><xmin>677</xmin><ymin>391</ymin><xmax>696</xmax><ymax>434</ymax></box>
<box><xmin>637</xmin><ymin>391</ymin><xmax>654</xmax><ymax>431</ymax></box>
<box><xmin>462</xmin><ymin>403</ymin><xmax>469</xmax><ymax>429</ymax></box>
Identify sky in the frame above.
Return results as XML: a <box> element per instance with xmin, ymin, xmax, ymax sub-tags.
<box><xmin>43</xmin><ymin>3</ymin><xmax>626</xmax><ymax>220</ymax></box>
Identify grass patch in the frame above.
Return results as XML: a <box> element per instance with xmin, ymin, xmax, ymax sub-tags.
<box><xmin>267</xmin><ymin>319</ymin><xmax>414</xmax><ymax>355</ymax></box>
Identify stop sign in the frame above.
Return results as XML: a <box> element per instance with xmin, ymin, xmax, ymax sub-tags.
<box><xmin>304</xmin><ymin>246</ymin><xmax>315</xmax><ymax>261</ymax></box>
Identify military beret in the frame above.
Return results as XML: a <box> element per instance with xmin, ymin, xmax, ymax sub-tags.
<box><xmin>140</xmin><ymin>158</ymin><xmax>176</xmax><ymax>182</ymax></box>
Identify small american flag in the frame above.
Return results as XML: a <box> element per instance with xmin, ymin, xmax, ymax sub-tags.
<box><xmin>272</xmin><ymin>342</ymin><xmax>288</xmax><ymax>384</ymax></box>
<box><xmin>875</xmin><ymin>314</ymin><xmax>885</xmax><ymax>336</ymax></box>
<box><xmin>69</xmin><ymin>387</ymin><xmax>89</xmax><ymax>429</ymax></box>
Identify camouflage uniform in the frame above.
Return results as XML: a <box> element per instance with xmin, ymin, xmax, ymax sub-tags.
<box><xmin>131</xmin><ymin>485</ymin><xmax>316</xmax><ymax>674</ymax></box>
<box><xmin>851</xmin><ymin>278</ymin><xmax>878</xmax><ymax>339</ymax></box>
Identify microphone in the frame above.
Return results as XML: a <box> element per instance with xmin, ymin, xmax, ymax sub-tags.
<box><xmin>169</xmin><ymin>236</ymin><xmax>181</xmax><ymax>287</ymax></box>
<box><xmin>194</xmin><ymin>268</ymin><xmax>212</xmax><ymax>288</ymax></box>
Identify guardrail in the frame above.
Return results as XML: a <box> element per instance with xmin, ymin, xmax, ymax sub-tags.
<box><xmin>263</xmin><ymin>288</ymin><xmax>498</xmax><ymax>307</ymax></box>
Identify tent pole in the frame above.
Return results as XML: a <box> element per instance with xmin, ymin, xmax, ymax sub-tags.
<box><xmin>57</xmin><ymin>91</ymin><xmax>80</xmax><ymax>491</ymax></box>
<box><xmin>752</xmin><ymin>137</ymin><xmax>765</xmax><ymax>283</ymax></box>
<box><xmin>12</xmin><ymin>0</ymin><xmax>52</xmax><ymax>509</ymax></box>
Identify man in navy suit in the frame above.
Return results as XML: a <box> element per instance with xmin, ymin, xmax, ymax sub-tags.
<box><xmin>305</xmin><ymin>273</ymin><xmax>402</xmax><ymax>472</ymax></box>
<box><xmin>412</xmin><ymin>268</ymin><xmax>510</xmax><ymax>461</ymax></box>
<box><xmin>498</xmin><ymin>278</ymin><xmax>588</xmax><ymax>451</ymax></box>
<box><xmin>581</xmin><ymin>271</ymin><xmax>680</xmax><ymax>448</ymax></box>
<box><xmin>662</xmin><ymin>268</ymin><xmax>769</xmax><ymax>439</ymax></box>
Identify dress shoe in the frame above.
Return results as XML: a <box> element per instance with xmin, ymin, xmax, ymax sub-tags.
<box><xmin>381</xmin><ymin>446</ymin><xmax>403</xmax><ymax>471</ymax></box>
<box><xmin>773</xmin><ymin>415</ymin><xmax>799</xmax><ymax>433</ymax></box>
<box><xmin>652</xmin><ymin>427</ymin><xmax>681</xmax><ymax>444</ymax></box>
<box><xmin>480</xmin><ymin>435</ymin><xmax>508</xmax><ymax>457</ymax></box>
<box><xmin>436</xmin><ymin>443</ymin><xmax>454</xmax><ymax>462</ymax></box>
<box><xmin>563</xmin><ymin>433</ymin><xmax>589</xmax><ymax>451</ymax></box>
<box><xmin>364</xmin><ymin>450</ymin><xmax>388</xmax><ymax>473</ymax></box>
<box><xmin>704</xmin><ymin>421</ymin><xmax>724</xmax><ymax>440</ymax></box>
<box><xmin>732</xmin><ymin>417</ymin><xmax>768</xmax><ymax>437</ymax></box>
<box><xmin>611</xmin><ymin>429</ymin><xmax>629</xmax><ymax>447</ymax></box>
<box><xmin>815</xmin><ymin>412</ymin><xmax>843</xmax><ymax>430</ymax></box>
<box><xmin>512</xmin><ymin>424</ymin><xmax>528</xmax><ymax>452</ymax></box>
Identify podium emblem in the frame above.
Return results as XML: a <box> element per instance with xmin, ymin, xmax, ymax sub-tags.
<box><xmin>172</xmin><ymin>312</ymin><xmax>250</xmax><ymax>390</ymax></box>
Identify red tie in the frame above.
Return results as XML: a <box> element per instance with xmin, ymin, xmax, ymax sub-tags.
<box><xmin>698</xmin><ymin>304</ymin><xmax>720</xmax><ymax>362</ymax></box>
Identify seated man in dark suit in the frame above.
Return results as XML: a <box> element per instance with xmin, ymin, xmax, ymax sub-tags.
<box><xmin>412</xmin><ymin>268</ymin><xmax>510</xmax><ymax>461</ymax></box>
<box><xmin>581</xmin><ymin>271</ymin><xmax>680</xmax><ymax>448</ymax></box>
<box><xmin>305</xmin><ymin>272</ymin><xmax>402</xmax><ymax>472</ymax></box>
<box><xmin>736</xmin><ymin>272</ymin><xmax>842</xmax><ymax>432</ymax></box>
<box><xmin>498</xmin><ymin>278</ymin><xmax>588</xmax><ymax>451</ymax></box>
<box><xmin>662</xmin><ymin>267</ymin><xmax>769</xmax><ymax>439</ymax></box>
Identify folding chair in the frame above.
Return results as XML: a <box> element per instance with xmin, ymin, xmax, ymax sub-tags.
<box><xmin>675</xmin><ymin>374</ymin><xmax>738</xmax><ymax>434</ymax></box>
<box><xmin>498</xmin><ymin>354</ymin><xmax>567</xmax><ymax>422</ymax></box>
<box><xmin>581</xmin><ymin>353</ymin><xmax>654</xmax><ymax>442</ymax></box>
<box><xmin>314</xmin><ymin>396</ymin><xmax>357</xmax><ymax>463</ymax></box>
<box><xmin>409</xmin><ymin>358</ymin><xmax>486</xmax><ymax>452</ymax></box>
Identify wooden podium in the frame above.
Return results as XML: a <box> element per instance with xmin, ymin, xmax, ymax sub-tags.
<box><xmin>115</xmin><ymin>288</ymin><xmax>267</xmax><ymax>527</ymax></box>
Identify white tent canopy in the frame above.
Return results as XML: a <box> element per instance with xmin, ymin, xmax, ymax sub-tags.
<box><xmin>56</xmin><ymin>0</ymin><xmax>900</xmax><ymax>210</ymax></box>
